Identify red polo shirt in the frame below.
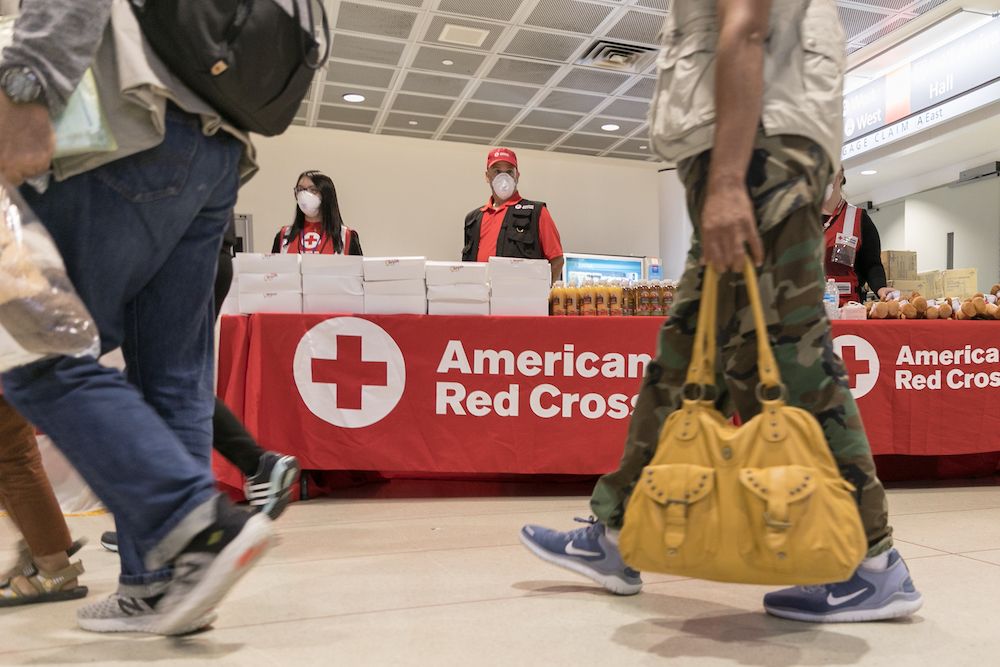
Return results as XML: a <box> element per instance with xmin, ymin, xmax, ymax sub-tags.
<box><xmin>476</xmin><ymin>193</ymin><xmax>563</xmax><ymax>262</ymax></box>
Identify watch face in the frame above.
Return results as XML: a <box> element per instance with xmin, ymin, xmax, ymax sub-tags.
<box><xmin>2</xmin><ymin>68</ymin><xmax>42</xmax><ymax>104</ymax></box>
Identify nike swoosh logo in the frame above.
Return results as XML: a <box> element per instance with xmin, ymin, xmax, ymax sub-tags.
<box><xmin>827</xmin><ymin>588</ymin><xmax>868</xmax><ymax>606</ymax></box>
<box><xmin>565</xmin><ymin>543</ymin><xmax>601</xmax><ymax>557</ymax></box>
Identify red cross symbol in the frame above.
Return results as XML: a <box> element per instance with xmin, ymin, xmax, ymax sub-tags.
<box><xmin>840</xmin><ymin>345</ymin><xmax>870</xmax><ymax>390</ymax></box>
<box><xmin>311</xmin><ymin>335</ymin><xmax>388</xmax><ymax>410</ymax></box>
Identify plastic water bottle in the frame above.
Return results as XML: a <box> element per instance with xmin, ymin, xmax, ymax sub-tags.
<box><xmin>824</xmin><ymin>279</ymin><xmax>840</xmax><ymax>320</ymax></box>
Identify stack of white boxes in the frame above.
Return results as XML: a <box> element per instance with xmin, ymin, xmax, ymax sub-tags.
<box><xmin>363</xmin><ymin>257</ymin><xmax>427</xmax><ymax>314</ymax></box>
<box><xmin>425</xmin><ymin>261</ymin><xmax>490</xmax><ymax>315</ymax></box>
<box><xmin>489</xmin><ymin>257</ymin><xmax>550</xmax><ymax>316</ymax></box>
<box><xmin>234</xmin><ymin>253</ymin><xmax>302</xmax><ymax>313</ymax></box>
<box><xmin>301</xmin><ymin>255</ymin><xmax>364</xmax><ymax>314</ymax></box>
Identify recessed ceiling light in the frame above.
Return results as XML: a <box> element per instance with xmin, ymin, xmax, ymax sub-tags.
<box><xmin>601</xmin><ymin>123</ymin><xmax>620</xmax><ymax>131</ymax></box>
<box><xmin>639</xmin><ymin>145</ymin><xmax>647</xmax><ymax>149</ymax></box>
<box><xmin>342</xmin><ymin>94</ymin><xmax>365</xmax><ymax>103</ymax></box>
<box><xmin>441</xmin><ymin>59</ymin><xmax>454</xmax><ymax>66</ymax></box>
<box><xmin>408</xmin><ymin>120</ymin><xmax>419</xmax><ymax>126</ymax></box>
<box><xmin>861</xmin><ymin>169</ymin><xmax>878</xmax><ymax>175</ymax></box>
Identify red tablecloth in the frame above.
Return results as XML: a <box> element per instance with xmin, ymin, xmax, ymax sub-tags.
<box><xmin>214</xmin><ymin>315</ymin><xmax>1000</xmax><ymax>490</ymax></box>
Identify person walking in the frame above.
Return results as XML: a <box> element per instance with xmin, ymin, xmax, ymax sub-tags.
<box><xmin>519</xmin><ymin>0</ymin><xmax>923</xmax><ymax>622</ymax></box>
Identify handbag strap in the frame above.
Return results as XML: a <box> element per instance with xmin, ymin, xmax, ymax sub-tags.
<box><xmin>684</xmin><ymin>257</ymin><xmax>782</xmax><ymax>396</ymax></box>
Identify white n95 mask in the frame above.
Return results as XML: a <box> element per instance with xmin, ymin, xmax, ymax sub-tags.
<box><xmin>492</xmin><ymin>173</ymin><xmax>516</xmax><ymax>202</ymax></box>
<box><xmin>297</xmin><ymin>191</ymin><xmax>321</xmax><ymax>217</ymax></box>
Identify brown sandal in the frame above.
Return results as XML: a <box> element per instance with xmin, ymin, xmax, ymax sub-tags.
<box><xmin>0</xmin><ymin>539</ymin><xmax>88</xmax><ymax>607</ymax></box>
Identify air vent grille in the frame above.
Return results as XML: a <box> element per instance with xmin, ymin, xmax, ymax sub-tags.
<box><xmin>576</xmin><ymin>40</ymin><xmax>658</xmax><ymax>74</ymax></box>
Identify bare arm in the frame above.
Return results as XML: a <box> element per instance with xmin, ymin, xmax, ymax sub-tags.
<box><xmin>550</xmin><ymin>255</ymin><xmax>564</xmax><ymax>284</ymax></box>
<box><xmin>699</xmin><ymin>0</ymin><xmax>772</xmax><ymax>273</ymax></box>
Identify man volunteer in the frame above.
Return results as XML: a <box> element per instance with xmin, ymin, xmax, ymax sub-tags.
<box><xmin>463</xmin><ymin>147</ymin><xmax>564</xmax><ymax>283</ymax></box>
<box><xmin>518</xmin><ymin>0</ymin><xmax>923</xmax><ymax>622</ymax></box>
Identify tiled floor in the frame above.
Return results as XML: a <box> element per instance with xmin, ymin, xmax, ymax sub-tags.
<box><xmin>2</xmin><ymin>481</ymin><xmax>999</xmax><ymax>666</ymax></box>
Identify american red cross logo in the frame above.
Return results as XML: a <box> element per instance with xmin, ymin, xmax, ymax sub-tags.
<box><xmin>294</xmin><ymin>318</ymin><xmax>406</xmax><ymax>428</ymax></box>
<box><xmin>839</xmin><ymin>345</ymin><xmax>869</xmax><ymax>390</ymax></box>
<box><xmin>832</xmin><ymin>334</ymin><xmax>880</xmax><ymax>400</ymax></box>
<box><xmin>311</xmin><ymin>336</ymin><xmax>388</xmax><ymax>410</ymax></box>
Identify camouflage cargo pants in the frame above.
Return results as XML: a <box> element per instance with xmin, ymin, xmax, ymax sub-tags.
<box><xmin>590</xmin><ymin>133</ymin><xmax>892</xmax><ymax>558</ymax></box>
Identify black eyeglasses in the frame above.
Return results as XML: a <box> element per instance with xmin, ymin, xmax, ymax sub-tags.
<box><xmin>294</xmin><ymin>186</ymin><xmax>320</xmax><ymax>196</ymax></box>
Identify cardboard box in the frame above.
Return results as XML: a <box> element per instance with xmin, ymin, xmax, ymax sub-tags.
<box><xmin>425</xmin><ymin>261</ymin><xmax>489</xmax><ymax>285</ymax></box>
<box><xmin>302</xmin><ymin>275</ymin><xmax>363</xmax><ymax>296</ymax></box>
<box><xmin>916</xmin><ymin>270</ymin><xmax>943</xmax><ymax>299</ymax></box>
<box><xmin>302</xmin><ymin>294</ymin><xmax>364</xmax><ymax>314</ymax></box>
<box><xmin>428</xmin><ymin>301</ymin><xmax>491</xmax><ymax>316</ymax></box>
<box><xmin>363</xmin><ymin>256</ymin><xmax>426</xmax><ymax>282</ymax></box>
<box><xmin>490</xmin><ymin>297</ymin><xmax>549</xmax><ymax>316</ymax></box>
<box><xmin>426</xmin><ymin>284</ymin><xmax>490</xmax><ymax>303</ymax></box>
<box><xmin>364</xmin><ymin>294</ymin><xmax>426</xmax><ymax>315</ymax></box>
<box><xmin>889</xmin><ymin>280</ymin><xmax>927</xmax><ymax>296</ymax></box>
<box><xmin>300</xmin><ymin>254</ymin><xmax>364</xmax><ymax>276</ymax></box>
<box><xmin>237</xmin><ymin>272</ymin><xmax>301</xmax><ymax>293</ymax></box>
<box><xmin>239</xmin><ymin>292</ymin><xmax>302</xmax><ymax>314</ymax></box>
<box><xmin>234</xmin><ymin>252</ymin><xmax>300</xmax><ymax>274</ymax></box>
<box><xmin>491</xmin><ymin>277</ymin><xmax>551</xmax><ymax>299</ymax></box>
<box><xmin>363</xmin><ymin>279</ymin><xmax>426</xmax><ymax>296</ymax></box>
<box><xmin>942</xmin><ymin>268</ymin><xmax>978</xmax><ymax>298</ymax></box>
<box><xmin>488</xmin><ymin>257</ymin><xmax>550</xmax><ymax>281</ymax></box>
<box><xmin>880</xmin><ymin>250</ymin><xmax>917</xmax><ymax>281</ymax></box>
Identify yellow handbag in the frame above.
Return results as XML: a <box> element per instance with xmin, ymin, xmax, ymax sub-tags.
<box><xmin>619</xmin><ymin>260</ymin><xmax>867</xmax><ymax>585</ymax></box>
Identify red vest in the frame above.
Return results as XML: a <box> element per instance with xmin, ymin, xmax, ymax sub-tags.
<box><xmin>824</xmin><ymin>203</ymin><xmax>862</xmax><ymax>306</ymax></box>
<box><xmin>279</xmin><ymin>224</ymin><xmax>352</xmax><ymax>255</ymax></box>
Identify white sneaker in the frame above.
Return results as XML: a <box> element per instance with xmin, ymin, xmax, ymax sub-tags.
<box><xmin>77</xmin><ymin>593</ymin><xmax>217</xmax><ymax>634</ymax></box>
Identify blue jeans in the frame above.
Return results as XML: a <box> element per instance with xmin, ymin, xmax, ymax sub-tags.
<box><xmin>2</xmin><ymin>107</ymin><xmax>243</xmax><ymax>592</ymax></box>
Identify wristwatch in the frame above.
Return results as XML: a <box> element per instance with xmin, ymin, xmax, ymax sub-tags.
<box><xmin>0</xmin><ymin>65</ymin><xmax>47</xmax><ymax>106</ymax></box>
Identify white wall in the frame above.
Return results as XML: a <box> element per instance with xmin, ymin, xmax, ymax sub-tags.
<box><xmin>658</xmin><ymin>168</ymin><xmax>694</xmax><ymax>281</ymax></box>
<box><xmin>236</xmin><ymin>126</ymin><xmax>661</xmax><ymax>260</ymax></box>
<box><xmin>867</xmin><ymin>201</ymin><xmax>905</xmax><ymax>252</ymax></box>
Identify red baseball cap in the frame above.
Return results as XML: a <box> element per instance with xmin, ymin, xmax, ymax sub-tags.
<box><xmin>487</xmin><ymin>147</ymin><xmax>518</xmax><ymax>169</ymax></box>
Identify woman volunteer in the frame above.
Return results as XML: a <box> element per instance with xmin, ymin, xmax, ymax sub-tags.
<box><xmin>822</xmin><ymin>167</ymin><xmax>890</xmax><ymax>305</ymax></box>
<box><xmin>272</xmin><ymin>171</ymin><xmax>363</xmax><ymax>255</ymax></box>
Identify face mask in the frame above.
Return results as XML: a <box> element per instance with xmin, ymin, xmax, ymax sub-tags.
<box><xmin>297</xmin><ymin>191</ymin><xmax>321</xmax><ymax>217</ymax></box>
<box><xmin>824</xmin><ymin>183</ymin><xmax>835</xmax><ymax>202</ymax></box>
<box><xmin>492</xmin><ymin>173</ymin><xmax>516</xmax><ymax>202</ymax></box>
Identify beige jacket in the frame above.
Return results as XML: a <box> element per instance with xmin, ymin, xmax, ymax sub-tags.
<box><xmin>648</xmin><ymin>0</ymin><xmax>845</xmax><ymax>170</ymax></box>
<box><xmin>52</xmin><ymin>0</ymin><xmax>258</xmax><ymax>184</ymax></box>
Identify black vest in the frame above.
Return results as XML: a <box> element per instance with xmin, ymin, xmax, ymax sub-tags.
<box><xmin>463</xmin><ymin>199</ymin><xmax>547</xmax><ymax>262</ymax></box>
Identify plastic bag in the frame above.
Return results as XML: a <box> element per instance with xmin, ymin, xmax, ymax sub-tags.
<box><xmin>0</xmin><ymin>177</ymin><xmax>100</xmax><ymax>372</ymax></box>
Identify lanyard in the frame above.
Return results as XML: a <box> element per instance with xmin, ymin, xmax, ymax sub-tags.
<box><xmin>823</xmin><ymin>200</ymin><xmax>848</xmax><ymax>231</ymax></box>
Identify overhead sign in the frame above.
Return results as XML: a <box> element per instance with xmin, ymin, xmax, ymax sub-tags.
<box><xmin>842</xmin><ymin>18</ymin><xmax>1000</xmax><ymax>156</ymax></box>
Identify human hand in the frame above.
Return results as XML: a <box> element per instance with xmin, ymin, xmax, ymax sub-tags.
<box><xmin>699</xmin><ymin>179</ymin><xmax>763</xmax><ymax>273</ymax></box>
<box><xmin>0</xmin><ymin>92</ymin><xmax>55</xmax><ymax>186</ymax></box>
<box><xmin>876</xmin><ymin>287</ymin><xmax>892</xmax><ymax>300</ymax></box>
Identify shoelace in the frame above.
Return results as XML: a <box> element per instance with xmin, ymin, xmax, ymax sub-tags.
<box><xmin>567</xmin><ymin>516</ymin><xmax>603</xmax><ymax>541</ymax></box>
<box><xmin>800</xmin><ymin>585</ymin><xmax>830</xmax><ymax>594</ymax></box>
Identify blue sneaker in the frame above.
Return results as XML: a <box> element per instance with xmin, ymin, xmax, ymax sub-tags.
<box><xmin>763</xmin><ymin>548</ymin><xmax>923</xmax><ymax>622</ymax></box>
<box><xmin>519</xmin><ymin>517</ymin><xmax>642</xmax><ymax>595</ymax></box>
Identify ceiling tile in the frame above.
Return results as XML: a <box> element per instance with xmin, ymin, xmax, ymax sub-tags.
<box><xmin>336</xmin><ymin>3</ymin><xmax>418</xmax><ymax>40</ymax></box>
<box><xmin>601</xmin><ymin>98</ymin><xmax>650</xmax><ymax>119</ymax></box>
<box><xmin>378</xmin><ymin>0</ymin><xmax>425</xmax><ymax>7</ymax></box>
<box><xmin>634</xmin><ymin>0</ymin><xmax>670</xmax><ymax>10</ymax></box>
<box><xmin>326</xmin><ymin>61</ymin><xmax>396</xmax><ymax>88</ymax></box>
<box><xmin>838</xmin><ymin>6</ymin><xmax>890</xmax><ymax>41</ymax></box>
<box><xmin>437</xmin><ymin>0</ymin><xmax>525</xmax><ymax>21</ymax></box>
<box><xmin>499</xmin><ymin>141</ymin><xmax>548</xmax><ymax>151</ymax></box>
<box><xmin>383</xmin><ymin>113</ymin><xmax>445</xmax><ymax>131</ymax></box>
<box><xmin>411</xmin><ymin>45</ymin><xmax>487</xmax><ymax>76</ymax></box>
<box><xmin>472</xmin><ymin>81</ymin><xmax>540</xmax><ymax>105</ymax></box>
<box><xmin>616</xmin><ymin>138</ymin><xmax>652</xmax><ymax>153</ymax></box>
<box><xmin>603</xmin><ymin>10</ymin><xmax>666</xmax><ymax>46</ymax></box>
<box><xmin>317</xmin><ymin>105</ymin><xmax>379</xmax><ymax>125</ymax></box>
<box><xmin>422</xmin><ymin>15</ymin><xmax>505</xmax><ymax>51</ymax></box>
<box><xmin>607</xmin><ymin>152</ymin><xmax>657</xmax><ymax>161</ymax></box>
<box><xmin>622</xmin><ymin>77</ymin><xmax>656</xmax><ymax>99</ymax></box>
<box><xmin>315</xmin><ymin>121</ymin><xmax>371</xmax><ymax>132</ymax></box>
<box><xmin>400</xmin><ymin>72</ymin><xmax>470</xmax><ymax>96</ymax></box>
<box><xmin>486</xmin><ymin>58</ymin><xmax>560</xmax><ymax>85</ymax></box>
<box><xmin>441</xmin><ymin>135</ymin><xmax>494</xmax><ymax>145</ymax></box>
<box><xmin>577</xmin><ymin>117</ymin><xmax>643</xmax><ymax>134</ymax></box>
<box><xmin>504</xmin><ymin>127</ymin><xmax>564</xmax><ymax>144</ymax></box>
<box><xmin>296</xmin><ymin>102</ymin><xmax>309</xmax><ymax>118</ymax></box>
<box><xmin>524</xmin><ymin>0</ymin><xmax>614</xmax><ymax>34</ymax></box>
<box><xmin>556</xmin><ymin>67</ymin><xmax>630</xmax><ymax>94</ymax></box>
<box><xmin>552</xmin><ymin>145</ymin><xmax>602</xmax><ymax>156</ymax></box>
<box><xmin>292</xmin><ymin>119</ymin><xmax>308</xmax><ymax>127</ymax></box>
<box><xmin>330</xmin><ymin>34</ymin><xmax>406</xmax><ymax>66</ymax></box>
<box><xmin>380</xmin><ymin>128</ymin><xmax>435</xmax><ymax>138</ymax></box>
<box><xmin>538</xmin><ymin>90</ymin><xmax>604</xmax><ymax>113</ymax></box>
<box><xmin>559</xmin><ymin>133</ymin><xmax>617</xmax><ymax>150</ymax></box>
<box><xmin>392</xmin><ymin>93</ymin><xmax>457</xmax><ymax>115</ymax></box>
<box><xmin>521</xmin><ymin>109</ymin><xmax>583</xmax><ymax>130</ymax></box>
<box><xmin>446</xmin><ymin>119</ymin><xmax>507</xmax><ymax>138</ymax></box>
<box><xmin>322</xmin><ymin>84</ymin><xmax>386</xmax><ymax>108</ymax></box>
<box><xmin>503</xmin><ymin>29</ymin><xmax>585</xmax><ymax>62</ymax></box>
<box><xmin>458</xmin><ymin>102</ymin><xmax>520</xmax><ymax>123</ymax></box>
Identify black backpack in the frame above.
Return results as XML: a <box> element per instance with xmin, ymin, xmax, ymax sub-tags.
<box><xmin>130</xmin><ymin>0</ymin><xmax>330</xmax><ymax>136</ymax></box>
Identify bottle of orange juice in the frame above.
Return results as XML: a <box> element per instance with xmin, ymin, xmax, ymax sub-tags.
<box><xmin>580</xmin><ymin>279</ymin><xmax>596</xmax><ymax>316</ymax></box>
<box><xmin>608</xmin><ymin>280</ymin><xmax>622</xmax><ymax>316</ymax></box>
<box><xmin>565</xmin><ymin>281</ymin><xmax>580</xmax><ymax>316</ymax></box>
<box><xmin>596</xmin><ymin>280</ymin><xmax>610</xmax><ymax>316</ymax></box>
<box><xmin>651</xmin><ymin>279</ymin><xmax>663</xmax><ymax>317</ymax></box>
<box><xmin>636</xmin><ymin>280</ymin><xmax>650</xmax><ymax>316</ymax></box>
<box><xmin>550</xmin><ymin>281</ymin><xmax>566</xmax><ymax>316</ymax></box>
<box><xmin>663</xmin><ymin>280</ymin><xmax>675</xmax><ymax>314</ymax></box>
<box><xmin>622</xmin><ymin>280</ymin><xmax>634</xmax><ymax>316</ymax></box>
